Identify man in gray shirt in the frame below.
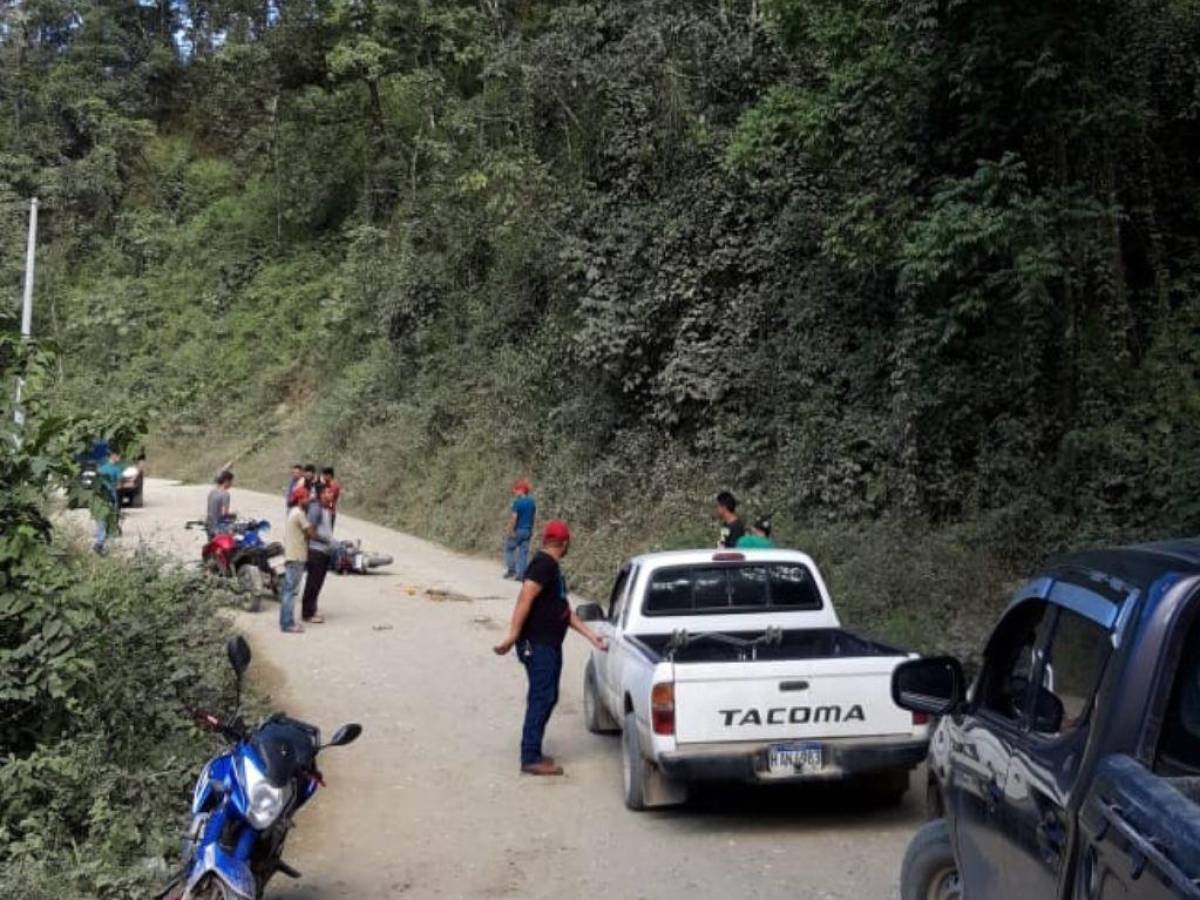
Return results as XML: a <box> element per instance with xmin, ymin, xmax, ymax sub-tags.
<box><xmin>206</xmin><ymin>470</ymin><xmax>235</xmax><ymax>538</ymax></box>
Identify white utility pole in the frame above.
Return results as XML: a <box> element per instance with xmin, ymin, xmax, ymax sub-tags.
<box><xmin>21</xmin><ymin>197</ymin><xmax>38</xmax><ymax>340</ymax></box>
<box><xmin>13</xmin><ymin>197</ymin><xmax>38</xmax><ymax>427</ymax></box>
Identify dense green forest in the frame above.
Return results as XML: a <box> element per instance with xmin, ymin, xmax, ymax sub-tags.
<box><xmin>4</xmin><ymin>0</ymin><xmax>1200</xmax><ymax>651</ymax></box>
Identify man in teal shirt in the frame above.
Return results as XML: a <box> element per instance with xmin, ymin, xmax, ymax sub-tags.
<box><xmin>736</xmin><ymin>515</ymin><xmax>776</xmax><ymax>549</ymax></box>
<box><xmin>93</xmin><ymin>450</ymin><xmax>124</xmax><ymax>554</ymax></box>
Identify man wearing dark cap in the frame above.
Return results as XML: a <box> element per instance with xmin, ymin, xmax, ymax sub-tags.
<box><xmin>494</xmin><ymin>520</ymin><xmax>608</xmax><ymax>775</ymax></box>
<box><xmin>715</xmin><ymin>491</ymin><xmax>745</xmax><ymax>549</ymax></box>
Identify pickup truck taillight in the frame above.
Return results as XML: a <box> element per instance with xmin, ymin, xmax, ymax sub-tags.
<box><xmin>651</xmin><ymin>682</ymin><xmax>675</xmax><ymax>736</ymax></box>
<box><xmin>912</xmin><ymin>711</ymin><xmax>930</xmax><ymax>726</ymax></box>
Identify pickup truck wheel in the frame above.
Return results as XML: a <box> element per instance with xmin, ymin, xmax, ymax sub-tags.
<box><xmin>622</xmin><ymin>712</ymin><xmax>650</xmax><ymax>811</ymax></box>
<box><xmin>583</xmin><ymin>661</ymin><xmax>620</xmax><ymax>735</ymax></box>
<box><xmin>900</xmin><ymin>819</ymin><xmax>961</xmax><ymax>900</ymax></box>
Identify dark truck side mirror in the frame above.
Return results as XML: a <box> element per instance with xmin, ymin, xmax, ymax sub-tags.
<box><xmin>892</xmin><ymin>656</ymin><xmax>966</xmax><ymax>716</ymax></box>
<box><xmin>576</xmin><ymin>603</ymin><xmax>604</xmax><ymax>622</ymax></box>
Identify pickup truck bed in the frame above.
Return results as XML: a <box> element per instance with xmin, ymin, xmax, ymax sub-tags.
<box><xmin>633</xmin><ymin>628</ymin><xmax>905</xmax><ymax>664</ymax></box>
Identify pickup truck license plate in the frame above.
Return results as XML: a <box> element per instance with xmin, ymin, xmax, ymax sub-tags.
<box><xmin>768</xmin><ymin>742</ymin><xmax>823</xmax><ymax>774</ymax></box>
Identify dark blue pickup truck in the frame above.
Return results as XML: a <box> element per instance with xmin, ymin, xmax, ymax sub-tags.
<box><xmin>891</xmin><ymin>540</ymin><xmax>1200</xmax><ymax>900</ymax></box>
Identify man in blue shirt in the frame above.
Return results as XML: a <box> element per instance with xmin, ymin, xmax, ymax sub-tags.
<box><xmin>503</xmin><ymin>479</ymin><xmax>536</xmax><ymax>579</ymax></box>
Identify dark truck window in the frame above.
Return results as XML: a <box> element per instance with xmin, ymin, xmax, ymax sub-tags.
<box><xmin>978</xmin><ymin>600</ymin><xmax>1054</xmax><ymax>723</ymax></box>
<box><xmin>1034</xmin><ymin>608</ymin><xmax>1110</xmax><ymax>737</ymax></box>
<box><xmin>1157</xmin><ymin>609</ymin><xmax>1200</xmax><ymax>775</ymax></box>
<box><xmin>643</xmin><ymin>563</ymin><xmax>822</xmax><ymax>615</ymax></box>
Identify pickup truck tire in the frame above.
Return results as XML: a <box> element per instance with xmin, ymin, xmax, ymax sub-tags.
<box><xmin>621</xmin><ymin>712</ymin><xmax>688</xmax><ymax>810</ymax></box>
<box><xmin>583</xmin><ymin>661</ymin><xmax>620</xmax><ymax>735</ymax></box>
<box><xmin>900</xmin><ymin>819</ymin><xmax>961</xmax><ymax>900</ymax></box>
<box><xmin>622</xmin><ymin>712</ymin><xmax>650</xmax><ymax>810</ymax></box>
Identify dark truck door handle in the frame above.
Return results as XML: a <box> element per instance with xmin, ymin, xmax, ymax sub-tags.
<box><xmin>779</xmin><ymin>680</ymin><xmax>809</xmax><ymax>692</ymax></box>
<box><xmin>1098</xmin><ymin>799</ymin><xmax>1200</xmax><ymax>897</ymax></box>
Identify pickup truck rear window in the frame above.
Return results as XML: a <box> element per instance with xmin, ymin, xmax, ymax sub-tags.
<box><xmin>643</xmin><ymin>564</ymin><xmax>822</xmax><ymax>616</ymax></box>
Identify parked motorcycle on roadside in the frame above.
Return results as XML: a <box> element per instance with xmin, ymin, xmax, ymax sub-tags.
<box><xmin>157</xmin><ymin>636</ymin><xmax>362</xmax><ymax>900</ymax></box>
<box><xmin>186</xmin><ymin>519</ymin><xmax>282</xmax><ymax>612</ymax></box>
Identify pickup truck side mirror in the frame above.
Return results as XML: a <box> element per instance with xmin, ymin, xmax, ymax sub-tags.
<box><xmin>576</xmin><ymin>602</ymin><xmax>605</xmax><ymax>623</ymax></box>
<box><xmin>892</xmin><ymin>656</ymin><xmax>966</xmax><ymax>716</ymax></box>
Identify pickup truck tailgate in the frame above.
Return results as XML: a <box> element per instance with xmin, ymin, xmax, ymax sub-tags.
<box><xmin>673</xmin><ymin>657</ymin><xmax>912</xmax><ymax>743</ymax></box>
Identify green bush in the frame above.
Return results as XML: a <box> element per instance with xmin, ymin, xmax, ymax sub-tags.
<box><xmin>0</xmin><ymin>547</ymin><xmax>242</xmax><ymax>898</ymax></box>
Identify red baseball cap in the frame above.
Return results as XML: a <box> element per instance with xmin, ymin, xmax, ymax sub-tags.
<box><xmin>289</xmin><ymin>485</ymin><xmax>309</xmax><ymax>507</ymax></box>
<box><xmin>542</xmin><ymin>520</ymin><xmax>571</xmax><ymax>543</ymax></box>
<box><xmin>513</xmin><ymin>478</ymin><xmax>532</xmax><ymax>494</ymax></box>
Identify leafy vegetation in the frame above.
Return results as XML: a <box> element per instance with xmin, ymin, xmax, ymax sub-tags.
<box><xmin>0</xmin><ymin>339</ymin><xmax>244</xmax><ymax>896</ymax></box>
<box><xmin>3</xmin><ymin>1</ymin><xmax>1200</xmax><ymax>654</ymax></box>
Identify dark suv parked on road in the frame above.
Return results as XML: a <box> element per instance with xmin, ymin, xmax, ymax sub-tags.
<box><xmin>892</xmin><ymin>540</ymin><xmax>1200</xmax><ymax>900</ymax></box>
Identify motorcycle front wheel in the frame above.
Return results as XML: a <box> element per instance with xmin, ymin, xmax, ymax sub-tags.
<box><xmin>193</xmin><ymin>875</ymin><xmax>234</xmax><ymax>899</ymax></box>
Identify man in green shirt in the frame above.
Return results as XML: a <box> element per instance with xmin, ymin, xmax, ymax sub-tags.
<box><xmin>736</xmin><ymin>515</ymin><xmax>776</xmax><ymax>549</ymax></box>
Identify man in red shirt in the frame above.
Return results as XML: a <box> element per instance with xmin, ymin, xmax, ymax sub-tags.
<box><xmin>320</xmin><ymin>467</ymin><xmax>341</xmax><ymax>529</ymax></box>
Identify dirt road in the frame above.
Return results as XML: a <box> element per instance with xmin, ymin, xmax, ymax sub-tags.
<box><xmin>115</xmin><ymin>479</ymin><xmax>920</xmax><ymax>899</ymax></box>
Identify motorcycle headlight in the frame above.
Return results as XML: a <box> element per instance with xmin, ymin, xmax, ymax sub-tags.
<box><xmin>242</xmin><ymin>755</ymin><xmax>293</xmax><ymax>829</ymax></box>
<box><xmin>121</xmin><ymin>466</ymin><xmax>140</xmax><ymax>479</ymax></box>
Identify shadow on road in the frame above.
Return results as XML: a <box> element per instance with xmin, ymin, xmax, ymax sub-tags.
<box><xmin>653</xmin><ymin>777</ymin><xmax>924</xmax><ymax>834</ymax></box>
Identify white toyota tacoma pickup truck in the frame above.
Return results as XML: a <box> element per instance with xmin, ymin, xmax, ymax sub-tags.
<box><xmin>577</xmin><ymin>548</ymin><xmax>930</xmax><ymax>810</ymax></box>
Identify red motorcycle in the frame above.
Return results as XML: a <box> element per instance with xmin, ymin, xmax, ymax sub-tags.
<box><xmin>186</xmin><ymin>519</ymin><xmax>282</xmax><ymax>612</ymax></box>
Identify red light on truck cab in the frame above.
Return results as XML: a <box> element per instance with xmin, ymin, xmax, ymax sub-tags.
<box><xmin>913</xmin><ymin>711</ymin><xmax>930</xmax><ymax>726</ymax></box>
<box><xmin>712</xmin><ymin>552</ymin><xmax>745</xmax><ymax>562</ymax></box>
<box><xmin>651</xmin><ymin>682</ymin><xmax>675</xmax><ymax>736</ymax></box>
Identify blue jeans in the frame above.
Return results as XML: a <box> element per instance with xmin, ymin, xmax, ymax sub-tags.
<box><xmin>504</xmin><ymin>529</ymin><xmax>532</xmax><ymax>577</ymax></box>
<box><xmin>519</xmin><ymin>641</ymin><xmax>563</xmax><ymax>766</ymax></box>
<box><xmin>93</xmin><ymin>518</ymin><xmax>108</xmax><ymax>553</ymax></box>
<box><xmin>280</xmin><ymin>560</ymin><xmax>305</xmax><ymax>630</ymax></box>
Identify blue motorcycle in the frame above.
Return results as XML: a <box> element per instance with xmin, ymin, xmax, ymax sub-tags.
<box><xmin>158</xmin><ymin>637</ymin><xmax>361</xmax><ymax>899</ymax></box>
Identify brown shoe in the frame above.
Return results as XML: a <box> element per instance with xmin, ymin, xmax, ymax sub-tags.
<box><xmin>521</xmin><ymin>760</ymin><xmax>564</xmax><ymax>776</ymax></box>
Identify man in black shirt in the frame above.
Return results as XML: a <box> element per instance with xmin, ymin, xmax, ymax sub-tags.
<box><xmin>716</xmin><ymin>490</ymin><xmax>745</xmax><ymax>549</ymax></box>
<box><xmin>494</xmin><ymin>519</ymin><xmax>607</xmax><ymax>775</ymax></box>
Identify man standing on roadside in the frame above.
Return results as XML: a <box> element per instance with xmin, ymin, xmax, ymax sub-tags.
<box><xmin>736</xmin><ymin>515</ymin><xmax>775</xmax><ymax>549</ymax></box>
<box><xmin>92</xmin><ymin>449</ymin><xmax>124</xmax><ymax>554</ymax></box>
<box><xmin>715</xmin><ymin>491</ymin><xmax>745</xmax><ymax>549</ymax></box>
<box><xmin>301</xmin><ymin>482</ymin><xmax>334</xmax><ymax>624</ymax></box>
<box><xmin>285</xmin><ymin>464</ymin><xmax>303</xmax><ymax>511</ymax></box>
<box><xmin>281</xmin><ymin>484</ymin><xmax>313</xmax><ymax>634</ymax></box>
<box><xmin>494</xmin><ymin>520</ymin><xmax>607</xmax><ymax>775</ymax></box>
<box><xmin>502</xmin><ymin>479</ymin><xmax>536</xmax><ymax>579</ymax></box>
<box><xmin>206</xmin><ymin>470</ymin><xmax>235</xmax><ymax>539</ymax></box>
<box><xmin>320</xmin><ymin>466</ymin><xmax>341</xmax><ymax>529</ymax></box>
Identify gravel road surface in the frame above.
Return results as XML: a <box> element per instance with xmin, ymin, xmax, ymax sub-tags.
<box><xmin>112</xmin><ymin>479</ymin><xmax>920</xmax><ymax>899</ymax></box>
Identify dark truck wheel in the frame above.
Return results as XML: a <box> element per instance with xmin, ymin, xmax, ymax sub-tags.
<box><xmin>900</xmin><ymin>819</ymin><xmax>961</xmax><ymax>900</ymax></box>
<box><xmin>131</xmin><ymin>485</ymin><xmax>144</xmax><ymax>508</ymax></box>
<box><xmin>583</xmin><ymin>660</ymin><xmax>620</xmax><ymax>735</ymax></box>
